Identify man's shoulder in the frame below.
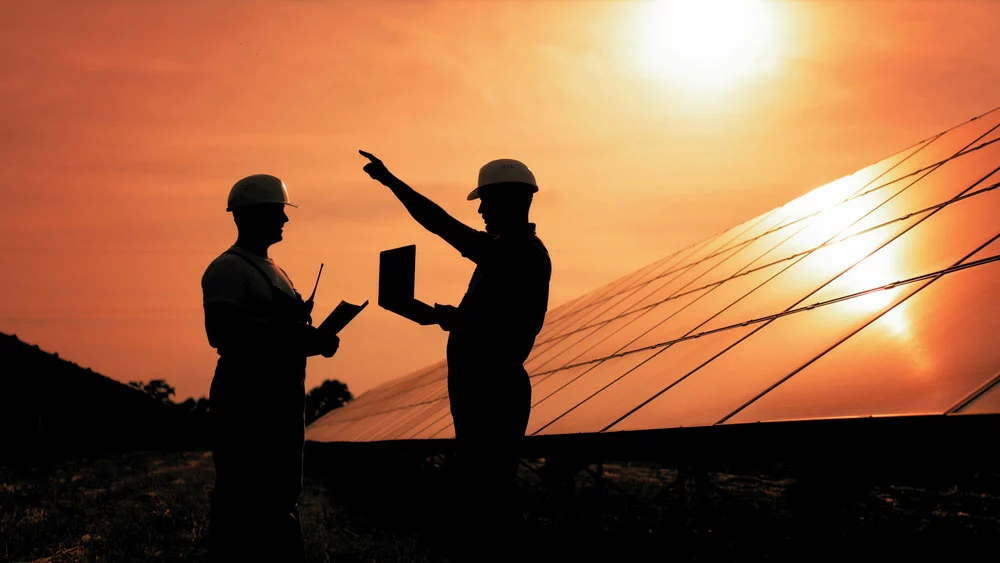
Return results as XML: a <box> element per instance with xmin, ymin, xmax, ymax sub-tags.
<box><xmin>497</xmin><ymin>234</ymin><xmax>550</xmax><ymax>275</ymax></box>
<box><xmin>524</xmin><ymin>234</ymin><xmax>551</xmax><ymax>264</ymax></box>
<box><xmin>205</xmin><ymin>250</ymin><xmax>242</xmax><ymax>270</ymax></box>
<box><xmin>202</xmin><ymin>249</ymin><xmax>252</xmax><ymax>282</ymax></box>
<box><xmin>529</xmin><ymin>233</ymin><xmax>549</xmax><ymax>253</ymax></box>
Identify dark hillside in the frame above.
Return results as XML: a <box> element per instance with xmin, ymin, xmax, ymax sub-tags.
<box><xmin>0</xmin><ymin>333</ymin><xmax>206</xmax><ymax>462</ymax></box>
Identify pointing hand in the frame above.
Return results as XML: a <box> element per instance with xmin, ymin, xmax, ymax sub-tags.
<box><xmin>359</xmin><ymin>150</ymin><xmax>396</xmax><ymax>187</ymax></box>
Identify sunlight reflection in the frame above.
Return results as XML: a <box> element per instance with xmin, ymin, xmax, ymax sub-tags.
<box><xmin>830</xmin><ymin>236</ymin><xmax>915</xmax><ymax>350</ymax></box>
<box><xmin>778</xmin><ymin>166</ymin><xmax>879</xmax><ymax>227</ymax></box>
<box><xmin>807</xmin><ymin>235</ymin><xmax>873</xmax><ymax>279</ymax></box>
<box><xmin>799</xmin><ymin>206</ymin><xmax>914</xmax><ymax>339</ymax></box>
<box><xmin>885</xmin><ymin>300</ymin><xmax>933</xmax><ymax>376</ymax></box>
<box><xmin>792</xmin><ymin>200</ymin><xmax>867</xmax><ymax>251</ymax></box>
<box><xmin>879</xmin><ymin>306</ymin><xmax>910</xmax><ymax>338</ymax></box>
<box><xmin>835</xmin><ymin>242</ymin><xmax>899</xmax><ymax>313</ymax></box>
<box><xmin>812</xmin><ymin>238</ymin><xmax>920</xmax><ymax>367</ymax></box>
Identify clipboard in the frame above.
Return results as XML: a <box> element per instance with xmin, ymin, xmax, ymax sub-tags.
<box><xmin>378</xmin><ymin>245</ymin><xmax>437</xmax><ymax>325</ymax></box>
<box><xmin>317</xmin><ymin>299</ymin><xmax>369</xmax><ymax>335</ymax></box>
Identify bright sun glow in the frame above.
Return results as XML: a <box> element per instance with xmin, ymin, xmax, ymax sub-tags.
<box><xmin>817</xmin><ymin>229</ymin><xmax>911</xmax><ymax>334</ymax></box>
<box><xmin>637</xmin><ymin>0</ymin><xmax>780</xmax><ymax>88</ymax></box>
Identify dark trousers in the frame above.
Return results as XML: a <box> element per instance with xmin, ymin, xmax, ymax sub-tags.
<box><xmin>208</xmin><ymin>360</ymin><xmax>306</xmax><ymax>563</ymax></box>
<box><xmin>448</xmin><ymin>370</ymin><xmax>531</xmax><ymax>560</ymax></box>
<box><xmin>208</xmin><ymin>485</ymin><xmax>305</xmax><ymax>563</ymax></box>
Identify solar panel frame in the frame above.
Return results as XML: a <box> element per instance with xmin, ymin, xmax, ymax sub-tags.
<box><xmin>954</xmin><ymin>374</ymin><xmax>1000</xmax><ymax>414</ymax></box>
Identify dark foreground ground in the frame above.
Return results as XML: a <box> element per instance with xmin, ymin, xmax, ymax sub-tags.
<box><xmin>2</xmin><ymin>450</ymin><xmax>999</xmax><ymax>562</ymax></box>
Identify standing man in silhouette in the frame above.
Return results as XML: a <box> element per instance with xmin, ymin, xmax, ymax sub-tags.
<box><xmin>201</xmin><ymin>174</ymin><xmax>339</xmax><ymax>563</ymax></box>
<box><xmin>359</xmin><ymin>150</ymin><xmax>552</xmax><ymax>555</ymax></box>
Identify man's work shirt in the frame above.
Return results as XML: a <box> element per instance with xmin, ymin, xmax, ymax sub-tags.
<box><xmin>440</xmin><ymin>222</ymin><xmax>552</xmax><ymax>376</ymax></box>
<box><xmin>201</xmin><ymin>245</ymin><xmax>302</xmax><ymax>357</ymax></box>
<box><xmin>203</xmin><ymin>246</ymin><xmax>297</xmax><ymax>324</ymax></box>
<box><xmin>201</xmin><ymin>244</ymin><xmax>309</xmax><ymax>437</ymax></box>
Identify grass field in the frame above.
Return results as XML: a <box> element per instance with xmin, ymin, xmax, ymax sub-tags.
<box><xmin>3</xmin><ymin>450</ymin><xmax>999</xmax><ymax>562</ymax></box>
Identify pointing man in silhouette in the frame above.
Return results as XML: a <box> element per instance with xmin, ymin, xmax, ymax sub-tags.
<box><xmin>360</xmin><ymin>150</ymin><xmax>552</xmax><ymax>555</ymax></box>
<box><xmin>201</xmin><ymin>174</ymin><xmax>339</xmax><ymax>563</ymax></box>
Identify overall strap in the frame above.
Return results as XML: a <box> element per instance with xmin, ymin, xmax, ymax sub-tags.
<box><xmin>224</xmin><ymin>249</ymin><xmax>281</xmax><ymax>290</ymax></box>
<box><xmin>224</xmin><ymin>250</ymin><xmax>308</xmax><ymax>325</ymax></box>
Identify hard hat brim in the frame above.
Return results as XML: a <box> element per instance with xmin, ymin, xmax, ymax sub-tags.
<box><xmin>467</xmin><ymin>182</ymin><xmax>538</xmax><ymax>201</ymax></box>
<box><xmin>227</xmin><ymin>201</ymin><xmax>299</xmax><ymax>212</ymax></box>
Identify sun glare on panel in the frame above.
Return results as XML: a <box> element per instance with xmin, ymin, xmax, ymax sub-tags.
<box><xmin>825</xmin><ymin>231</ymin><xmax>911</xmax><ymax>337</ymax></box>
<box><xmin>636</xmin><ymin>0</ymin><xmax>781</xmax><ymax>88</ymax></box>
<box><xmin>778</xmin><ymin>165</ymin><xmax>883</xmax><ymax>228</ymax></box>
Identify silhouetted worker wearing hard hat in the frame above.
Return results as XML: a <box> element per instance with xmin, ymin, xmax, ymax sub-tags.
<box><xmin>201</xmin><ymin>174</ymin><xmax>339</xmax><ymax>563</ymax></box>
<box><xmin>359</xmin><ymin>150</ymin><xmax>552</xmax><ymax>558</ymax></box>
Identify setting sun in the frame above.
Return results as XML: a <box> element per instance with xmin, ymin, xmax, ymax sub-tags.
<box><xmin>636</xmin><ymin>0</ymin><xmax>782</xmax><ymax>87</ymax></box>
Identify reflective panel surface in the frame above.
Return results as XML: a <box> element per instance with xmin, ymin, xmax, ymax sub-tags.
<box><xmin>699</xmin><ymin>213</ymin><xmax>925</xmax><ymax>333</ymax></box>
<box><xmin>957</xmin><ymin>379</ymin><xmax>1000</xmax><ymax>415</ymax></box>
<box><xmin>729</xmin><ymin>258</ymin><xmax>1000</xmax><ymax>423</ymax></box>
<box><xmin>527</xmin><ymin>352</ymin><xmax>658</xmax><ymax>435</ymax></box>
<box><xmin>839</xmin><ymin>143</ymin><xmax>1000</xmax><ymax>238</ymax></box>
<box><xmin>803</xmin><ymin>182</ymin><xmax>1000</xmax><ymax>308</ymax></box>
<box><xmin>539</xmin><ymin>326</ymin><xmax>758</xmax><ymax>435</ymax></box>
<box><xmin>608</xmin><ymin>281</ymin><xmax>929</xmax><ymax>431</ymax></box>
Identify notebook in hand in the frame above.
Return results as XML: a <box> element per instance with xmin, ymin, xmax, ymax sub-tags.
<box><xmin>317</xmin><ymin>299</ymin><xmax>369</xmax><ymax>335</ymax></box>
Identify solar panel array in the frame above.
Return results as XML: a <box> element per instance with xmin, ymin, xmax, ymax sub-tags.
<box><xmin>306</xmin><ymin>107</ymin><xmax>1000</xmax><ymax>444</ymax></box>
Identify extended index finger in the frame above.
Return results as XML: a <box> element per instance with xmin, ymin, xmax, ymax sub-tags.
<box><xmin>358</xmin><ymin>149</ymin><xmax>380</xmax><ymax>163</ymax></box>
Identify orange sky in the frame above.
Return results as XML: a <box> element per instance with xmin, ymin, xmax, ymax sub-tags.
<box><xmin>1</xmin><ymin>0</ymin><xmax>998</xmax><ymax>402</ymax></box>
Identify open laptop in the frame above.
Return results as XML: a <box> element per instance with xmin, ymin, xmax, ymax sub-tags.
<box><xmin>378</xmin><ymin>244</ymin><xmax>437</xmax><ymax>326</ymax></box>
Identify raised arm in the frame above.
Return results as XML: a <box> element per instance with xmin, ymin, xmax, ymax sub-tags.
<box><xmin>359</xmin><ymin>150</ymin><xmax>488</xmax><ymax>257</ymax></box>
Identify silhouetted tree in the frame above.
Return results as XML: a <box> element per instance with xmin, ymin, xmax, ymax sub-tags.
<box><xmin>128</xmin><ymin>379</ymin><xmax>176</xmax><ymax>405</ymax></box>
<box><xmin>305</xmin><ymin>379</ymin><xmax>353</xmax><ymax>424</ymax></box>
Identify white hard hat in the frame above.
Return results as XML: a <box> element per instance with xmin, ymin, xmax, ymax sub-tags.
<box><xmin>226</xmin><ymin>174</ymin><xmax>298</xmax><ymax>211</ymax></box>
<box><xmin>467</xmin><ymin>158</ymin><xmax>538</xmax><ymax>200</ymax></box>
